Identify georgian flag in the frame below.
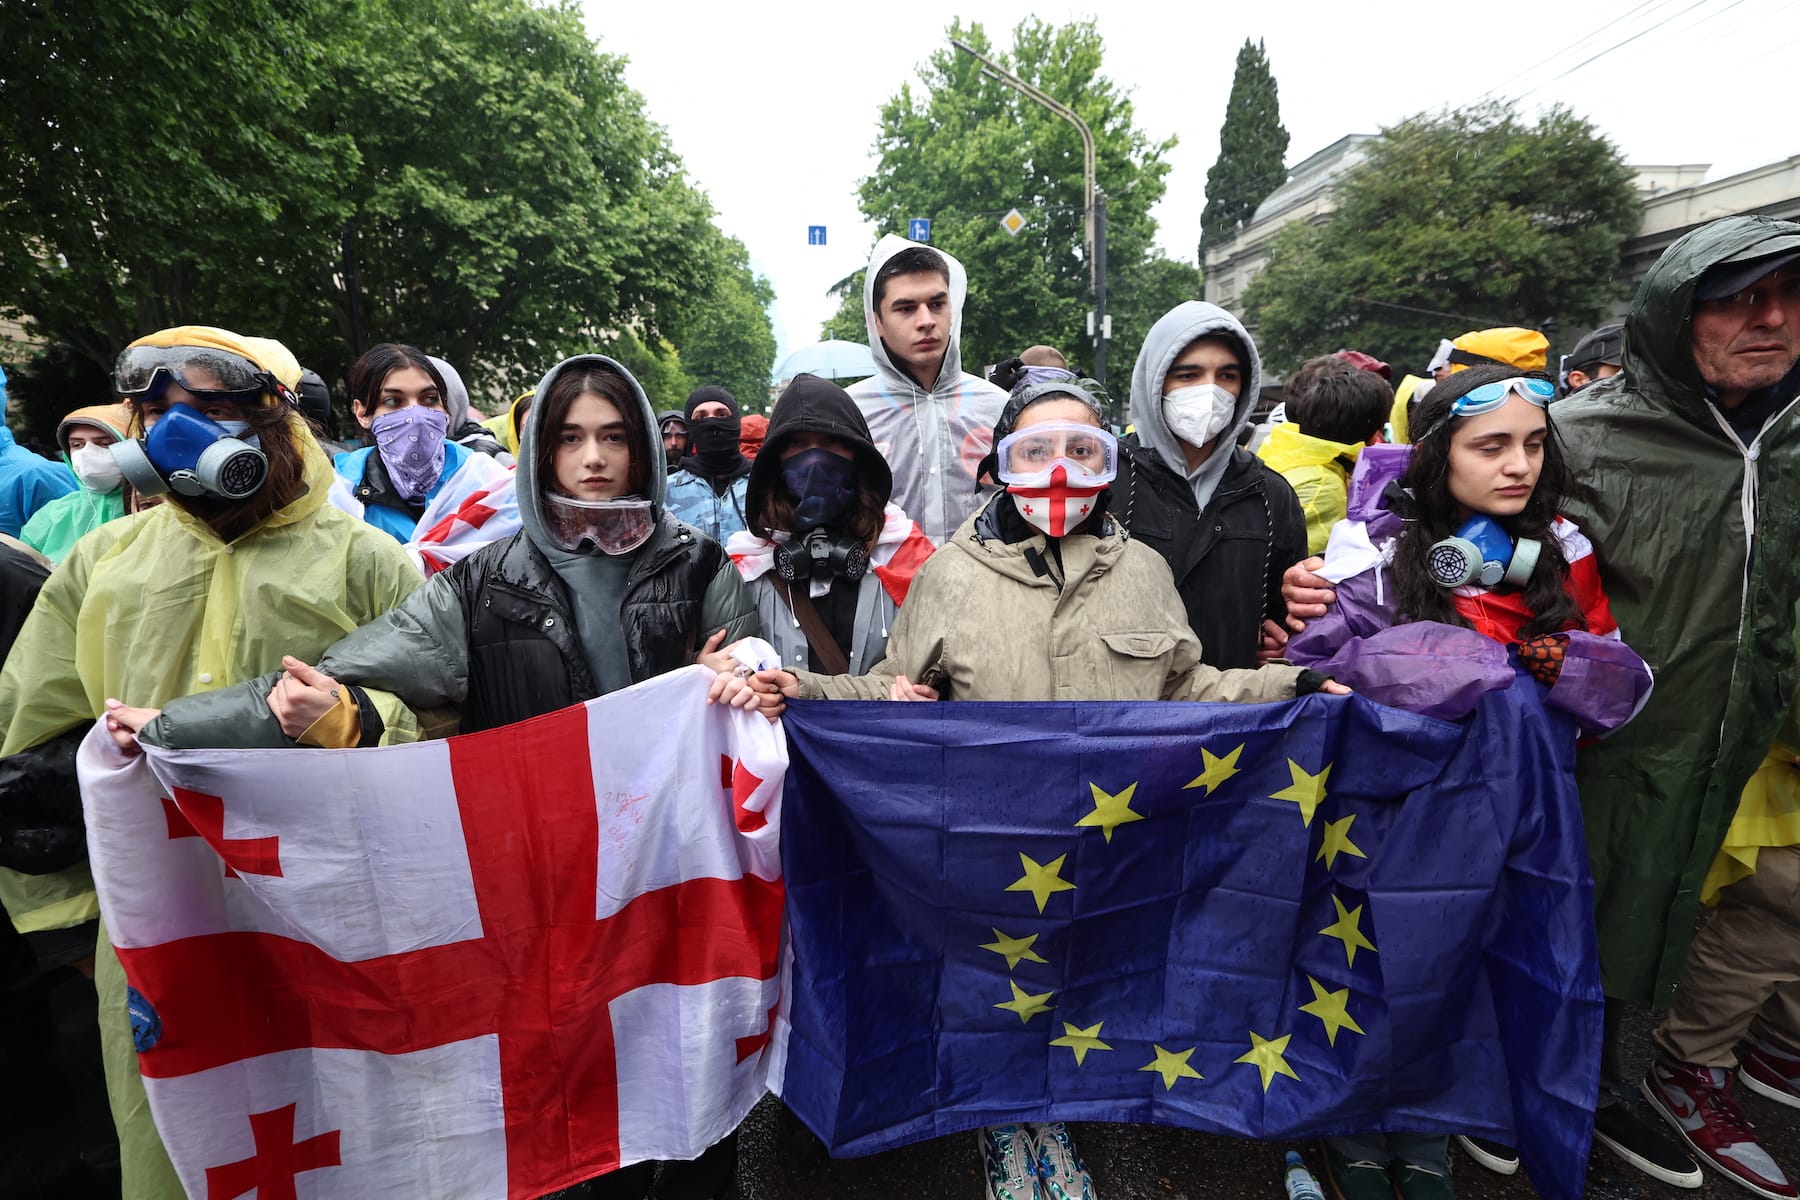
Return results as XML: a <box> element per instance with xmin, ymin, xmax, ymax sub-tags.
<box><xmin>82</xmin><ymin>667</ymin><xmax>787</xmax><ymax>1199</ymax></box>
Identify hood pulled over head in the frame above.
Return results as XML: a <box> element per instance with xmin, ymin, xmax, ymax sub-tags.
<box><xmin>426</xmin><ymin>355</ymin><xmax>472</xmax><ymax>431</ymax></box>
<box><xmin>862</xmin><ymin>233</ymin><xmax>971</xmax><ymax>394</ymax></box>
<box><xmin>1623</xmin><ymin>215</ymin><xmax>1800</xmax><ymax>411</ymax></box>
<box><xmin>747</xmin><ymin>373</ymin><xmax>890</xmax><ymax>533</ymax></box>
<box><xmin>1129</xmin><ymin>302</ymin><xmax>1262</xmax><ymax>507</ymax></box>
<box><xmin>515</xmin><ymin>354</ymin><xmax>663</xmax><ymax>561</ymax></box>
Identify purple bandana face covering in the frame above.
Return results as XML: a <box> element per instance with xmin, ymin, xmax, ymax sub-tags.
<box><xmin>370</xmin><ymin>406</ymin><xmax>450</xmax><ymax>500</ymax></box>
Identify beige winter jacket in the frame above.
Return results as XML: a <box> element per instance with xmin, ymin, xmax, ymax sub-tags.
<box><xmin>796</xmin><ymin>500</ymin><xmax>1306</xmax><ymax>703</ymax></box>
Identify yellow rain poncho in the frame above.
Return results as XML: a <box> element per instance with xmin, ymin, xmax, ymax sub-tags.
<box><xmin>0</xmin><ymin>326</ymin><xmax>423</xmax><ymax>1198</ymax></box>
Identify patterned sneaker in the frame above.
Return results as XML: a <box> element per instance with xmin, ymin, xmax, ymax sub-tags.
<box><xmin>980</xmin><ymin>1124</ymin><xmax>1045</xmax><ymax>1200</ymax></box>
<box><xmin>1031</xmin><ymin>1122</ymin><xmax>1095</xmax><ymax>1200</ymax></box>
<box><xmin>1743</xmin><ymin>1037</ymin><xmax>1800</xmax><ymax>1111</ymax></box>
<box><xmin>1643</xmin><ymin>1056</ymin><xmax>1797</xmax><ymax>1199</ymax></box>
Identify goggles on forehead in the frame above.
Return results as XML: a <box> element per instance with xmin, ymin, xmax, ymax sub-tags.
<box><xmin>1419</xmin><ymin>376</ymin><xmax>1555</xmax><ymax>441</ymax></box>
<box><xmin>113</xmin><ymin>343</ymin><xmax>287</xmax><ymax>405</ymax></box>
<box><xmin>995</xmin><ymin>421</ymin><xmax>1118</xmax><ymax>488</ymax></box>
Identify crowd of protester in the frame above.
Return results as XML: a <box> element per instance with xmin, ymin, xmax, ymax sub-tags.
<box><xmin>2</xmin><ymin>213</ymin><xmax>1799</xmax><ymax>1200</ymax></box>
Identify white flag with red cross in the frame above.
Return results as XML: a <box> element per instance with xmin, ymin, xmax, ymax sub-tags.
<box><xmin>80</xmin><ymin>666</ymin><xmax>788</xmax><ymax>1200</ymax></box>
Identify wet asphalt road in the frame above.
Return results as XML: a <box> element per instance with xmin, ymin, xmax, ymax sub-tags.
<box><xmin>735</xmin><ymin>1000</ymin><xmax>1800</xmax><ymax>1199</ymax></box>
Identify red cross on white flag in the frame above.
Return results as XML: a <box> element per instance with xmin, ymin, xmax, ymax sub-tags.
<box><xmin>80</xmin><ymin>667</ymin><xmax>787</xmax><ymax>1199</ymax></box>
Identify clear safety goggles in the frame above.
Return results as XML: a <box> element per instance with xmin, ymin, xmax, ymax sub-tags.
<box><xmin>113</xmin><ymin>343</ymin><xmax>276</xmax><ymax>403</ymax></box>
<box><xmin>994</xmin><ymin>421</ymin><xmax>1118</xmax><ymax>488</ymax></box>
<box><xmin>542</xmin><ymin>493</ymin><xmax>655</xmax><ymax>556</ymax></box>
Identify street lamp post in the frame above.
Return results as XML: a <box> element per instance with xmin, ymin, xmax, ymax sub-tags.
<box><xmin>950</xmin><ymin>38</ymin><xmax>1109</xmax><ymax>390</ymax></box>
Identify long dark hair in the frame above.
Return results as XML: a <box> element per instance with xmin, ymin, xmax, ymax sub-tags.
<box><xmin>533</xmin><ymin>364</ymin><xmax>649</xmax><ymax>499</ymax></box>
<box><xmin>348</xmin><ymin>343</ymin><xmax>447</xmax><ymax>441</ymax></box>
<box><xmin>1389</xmin><ymin>365</ymin><xmax>1585</xmax><ymax>637</ymax></box>
<box><xmin>750</xmin><ymin>432</ymin><xmax>886</xmax><ymax>547</ymax></box>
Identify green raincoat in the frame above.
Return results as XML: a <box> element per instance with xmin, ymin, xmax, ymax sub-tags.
<box><xmin>19</xmin><ymin>403</ymin><xmax>131</xmax><ymax>564</ymax></box>
<box><xmin>1555</xmin><ymin>215</ymin><xmax>1800</xmax><ymax>1003</ymax></box>
<box><xmin>0</xmin><ymin>412</ymin><xmax>424</xmax><ymax>1198</ymax></box>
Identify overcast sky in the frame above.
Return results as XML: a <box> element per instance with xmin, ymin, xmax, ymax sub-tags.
<box><xmin>580</xmin><ymin>0</ymin><xmax>1798</xmax><ymax>369</ymax></box>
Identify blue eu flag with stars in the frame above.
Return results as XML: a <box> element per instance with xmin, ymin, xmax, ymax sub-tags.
<box><xmin>778</xmin><ymin>680</ymin><xmax>1600</xmax><ymax>1200</ymax></box>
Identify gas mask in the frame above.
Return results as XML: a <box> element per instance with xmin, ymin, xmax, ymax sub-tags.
<box><xmin>542</xmin><ymin>493</ymin><xmax>655</xmax><ymax>556</ymax></box>
<box><xmin>774</xmin><ymin>528</ymin><xmax>869</xmax><ymax>583</ymax></box>
<box><xmin>1428</xmin><ymin>514</ymin><xmax>1542</xmax><ymax>589</ymax></box>
<box><xmin>110</xmin><ymin>405</ymin><xmax>268</xmax><ymax>500</ymax></box>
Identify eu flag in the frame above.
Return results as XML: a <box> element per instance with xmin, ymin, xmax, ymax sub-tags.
<box><xmin>778</xmin><ymin>679</ymin><xmax>1600</xmax><ymax>1200</ymax></box>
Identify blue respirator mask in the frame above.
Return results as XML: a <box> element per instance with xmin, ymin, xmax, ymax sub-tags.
<box><xmin>1427</xmin><ymin>514</ymin><xmax>1542</xmax><ymax>590</ymax></box>
<box><xmin>110</xmin><ymin>404</ymin><xmax>269</xmax><ymax>500</ymax></box>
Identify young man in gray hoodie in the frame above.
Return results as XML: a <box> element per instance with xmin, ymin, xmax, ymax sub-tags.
<box><xmin>1112</xmin><ymin>300</ymin><xmax>1307</xmax><ymax>670</ymax></box>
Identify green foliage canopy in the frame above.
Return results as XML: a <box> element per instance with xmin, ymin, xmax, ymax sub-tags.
<box><xmin>0</xmin><ymin>0</ymin><xmax>768</xmax><ymax>429</ymax></box>
<box><xmin>1201</xmin><ymin>39</ymin><xmax>1289</xmax><ymax>253</ymax></box>
<box><xmin>822</xmin><ymin>18</ymin><xmax>1193</xmax><ymax>388</ymax></box>
<box><xmin>1242</xmin><ymin>102</ymin><xmax>1641</xmax><ymax>374</ymax></box>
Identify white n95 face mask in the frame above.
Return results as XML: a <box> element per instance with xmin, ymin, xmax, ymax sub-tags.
<box><xmin>1162</xmin><ymin>384</ymin><xmax>1238</xmax><ymax>449</ymax></box>
<box><xmin>70</xmin><ymin>444</ymin><xmax>125</xmax><ymax>493</ymax></box>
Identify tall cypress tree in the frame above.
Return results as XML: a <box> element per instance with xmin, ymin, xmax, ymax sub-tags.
<box><xmin>1200</xmin><ymin>39</ymin><xmax>1290</xmax><ymax>253</ymax></box>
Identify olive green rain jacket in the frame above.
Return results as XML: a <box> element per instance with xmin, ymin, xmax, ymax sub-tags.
<box><xmin>1554</xmin><ymin>215</ymin><xmax>1800</xmax><ymax>1003</ymax></box>
<box><xmin>797</xmin><ymin>497</ymin><xmax>1307</xmax><ymax>705</ymax></box>
<box><xmin>0</xmin><ymin>414</ymin><xmax>423</xmax><ymax>1199</ymax></box>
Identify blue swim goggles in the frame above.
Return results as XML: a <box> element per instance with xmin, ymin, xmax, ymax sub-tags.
<box><xmin>1420</xmin><ymin>376</ymin><xmax>1556</xmax><ymax>440</ymax></box>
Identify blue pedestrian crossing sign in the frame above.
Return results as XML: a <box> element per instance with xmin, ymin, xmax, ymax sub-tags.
<box><xmin>909</xmin><ymin>218</ymin><xmax>932</xmax><ymax>242</ymax></box>
<box><xmin>807</xmin><ymin>226</ymin><xmax>827</xmax><ymax>246</ymax></box>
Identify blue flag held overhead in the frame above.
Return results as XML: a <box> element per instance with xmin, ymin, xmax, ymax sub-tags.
<box><xmin>778</xmin><ymin>682</ymin><xmax>1601</xmax><ymax>1200</ymax></box>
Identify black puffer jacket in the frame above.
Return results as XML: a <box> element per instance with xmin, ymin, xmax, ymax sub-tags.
<box><xmin>452</xmin><ymin>516</ymin><xmax>739</xmax><ymax>731</ymax></box>
<box><xmin>1113</xmin><ymin>440</ymin><xmax>1307</xmax><ymax>670</ymax></box>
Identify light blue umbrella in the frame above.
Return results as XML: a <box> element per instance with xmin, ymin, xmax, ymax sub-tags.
<box><xmin>775</xmin><ymin>340</ymin><xmax>878</xmax><ymax>382</ymax></box>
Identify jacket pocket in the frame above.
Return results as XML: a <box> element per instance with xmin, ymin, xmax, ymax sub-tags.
<box><xmin>1099</xmin><ymin>630</ymin><xmax>1178</xmax><ymax>698</ymax></box>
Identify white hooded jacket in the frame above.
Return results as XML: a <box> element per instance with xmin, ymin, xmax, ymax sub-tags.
<box><xmin>847</xmin><ymin>234</ymin><xmax>1008</xmax><ymax>544</ymax></box>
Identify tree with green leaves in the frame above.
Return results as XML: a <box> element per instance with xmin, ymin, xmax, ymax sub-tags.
<box><xmin>1200</xmin><ymin>39</ymin><xmax>1290</xmax><ymax>253</ymax></box>
<box><xmin>822</xmin><ymin>17</ymin><xmax>1186</xmax><ymax>388</ymax></box>
<box><xmin>676</xmin><ymin>235</ymin><xmax>777</xmax><ymax>413</ymax></box>
<box><xmin>1243</xmin><ymin>102</ymin><xmax>1640</xmax><ymax>374</ymax></box>
<box><xmin>0</xmin><ymin>0</ymin><xmax>732</xmax><ymax>430</ymax></box>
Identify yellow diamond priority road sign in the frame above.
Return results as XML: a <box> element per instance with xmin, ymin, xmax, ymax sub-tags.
<box><xmin>1000</xmin><ymin>208</ymin><xmax>1026</xmax><ymax>236</ymax></box>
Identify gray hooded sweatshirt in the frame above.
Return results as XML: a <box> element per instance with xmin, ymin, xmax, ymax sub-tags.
<box><xmin>516</xmin><ymin>355</ymin><xmax>668</xmax><ymax>694</ymax></box>
<box><xmin>847</xmin><ymin>234</ymin><xmax>1008</xmax><ymax>544</ymax></box>
<box><xmin>1129</xmin><ymin>301</ymin><xmax>1265</xmax><ymax>511</ymax></box>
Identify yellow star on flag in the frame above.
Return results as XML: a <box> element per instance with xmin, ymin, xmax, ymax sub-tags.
<box><xmin>1315</xmin><ymin>813</ymin><xmax>1368</xmax><ymax>870</ymax></box>
<box><xmin>994</xmin><ymin>980</ymin><xmax>1055</xmax><ymax>1025</ymax></box>
<box><xmin>980</xmin><ymin>928</ymin><xmax>1049</xmax><ymax>971</ymax></box>
<box><xmin>1319</xmin><ymin>894</ymin><xmax>1378</xmax><ymax>967</ymax></box>
<box><xmin>1270</xmin><ymin>759</ymin><xmax>1332</xmax><ymax>826</ymax></box>
<box><xmin>1077</xmin><ymin>781</ymin><xmax>1144</xmax><ymax>843</ymax></box>
<box><xmin>1184</xmin><ymin>744</ymin><xmax>1244</xmax><ymax>795</ymax></box>
<box><xmin>1049</xmin><ymin>1021</ymin><xmax>1113</xmax><ymax>1066</ymax></box>
<box><xmin>1235</xmin><ymin>1030</ymin><xmax>1301</xmax><ymax>1092</ymax></box>
<box><xmin>1299</xmin><ymin>976</ymin><xmax>1366</xmax><ymax>1046</ymax></box>
<box><xmin>1006</xmin><ymin>852</ymin><xmax>1076</xmax><ymax>913</ymax></box>
<box><xmin>1139</xmin><ymin>1044</ymin><xmax>1204</xmax><ymax>1091</ymax></box>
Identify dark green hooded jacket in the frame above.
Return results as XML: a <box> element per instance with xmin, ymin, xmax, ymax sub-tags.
<box><xmin>1555</xmin><ymin>215</ymin><xmax>1800</xmax><ymax>1003</ymax></box>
